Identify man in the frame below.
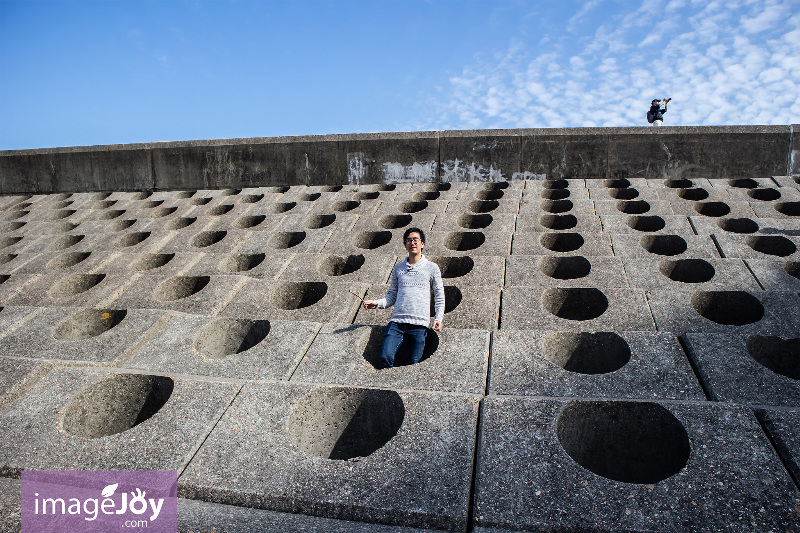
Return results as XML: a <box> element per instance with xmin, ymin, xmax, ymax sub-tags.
<box><xmin>647</xmin><ymin>98</ymin><xmax>671</xmax><ymax>126</ymax></box>
<box><xmin>363</xmin><ymin>227</ymin><xmax>444</xmax><ymax>368</ymax></box>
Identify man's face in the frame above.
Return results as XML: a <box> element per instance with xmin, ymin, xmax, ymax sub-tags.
<box><xmin>652</xmin><ymin>100</ymin><xmax>659</xmax><ymax>105</ymax></box>
<box><xmin>404</xmin><ymin>232</ymin><xmax>423</xmax><ymax>254</ymax></box>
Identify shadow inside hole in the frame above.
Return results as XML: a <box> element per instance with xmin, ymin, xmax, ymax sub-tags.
<box><xmin>155</xmin><ymin>276</ymin><xmax>210</xmax><ymax>301</ymax></box>
<box><xmin>556</xmin><ymin>400</ymin><xmax>690</xmax><ymax>484</ymax></box>
<box><xmin>538</xmin><ymin>256</ymin><xmax>592</xmax><ymax>279</ymax></box>
<box><xmin>194</xmin><ymin>318</ymin><xmax>271</xmax><ymax>359</ymax></box>
<box><xmin>267</xmin><ymin>202</ymin><xmax>296</xmax><ymax>214</ymax></box>
<box><xmin>542</xmin><ymin>179</ymin><xmax>568</xmax><ymax>189</ymax></box>
<box><xmin>317</xmin><ymin>254</ymin><xmax>365</xmax><ymax>276</ymax></box>
<box><xmin>298</xmin><ymin>192</ymin><xmax>321</xmax><ymax>201</ymax></box>
<box><xmin>131</xmin><ymin>253</ymin><xmax>175</xmax><ymax>271</ymax></box>
<box><xmin>399</xmin><ymin>201</ymin><xmax>428</xmax><ymax>213</ymax></box>
<box><xmin>0</xmin><ymin>254</ymin><xmax>17</xmax><ymax>266</ymax></box>
<box><xmin>604</xmin><ymin>178</ymin><xmax>630</xmax><ymax>188</ymax></box>
<box><xmin>542</xmin><ymin>287</ymin><xmax>608</xmax><ymax>320</ymax></box>
<box><xmin>694</xmin><ymin>202</ymin><xmax>731</xmax><ymax>217</ymax></box>
<box><xmin>475</xmin><ymin>190</ymin><xmax>504</xmax><ymax>200</ymax></box>
<box><xmin>444</xmin><ymin>231</ymin><xmax>485</xmax><ymax>251</ymax></box>
<box><xmin>413</xmin><ymin>191</ymin><xmax>440</xmax><ymax>201</ymax></box>
<box><xmin>378</xmin><ymin>214</ymin><xmax>412</xmax><ymax>229</ymax></box>
<box><xmin>541</xmin><ymin>200</ymin><xmax>573</xmax><ymax>213</ymax></box>
<box><xmin>608</xmin><ymin>188</ymin><xmax>639</xmax><ymax>200</ymax></box>
<box><xmin>269</xmin><ymin>231</ymin><xmax>306</xmax><ymax>249</ymax></box>
<box><xmin>49</xmin><ymin>274</ymin><xmax>105</xmax><ymax>298</ymax></box>
<box><xmin>61</xmin><ymin>374</ymin><xmax>174</xmax><ymax>439</ymax></box>
<box><xmin>49</xmin><ymin>235</ymin><xmax>84</xmax><ymax>251</ymax></box>
<box><xmin>53</xmin><ymin>309</ymin><xmax>127</xmax><ymax>340</ymax></box>
<box><xmin>192</xmin><ymin>231</ymin><xmax>227</xmax><ymax>248</ymax></box>
<box><xmin>287</xmin><ymin>387</ymin><xmax>405</xmax><ymax>460</ymax></box>
<box><xmin>240</xmin><ymin>194</ymin><xmax>264</xmax><ymax>204</ymax></box>
<box><xmin>430</xmin><ymin>256</ymin><xmax>474</xmax><ymax>278</ymax></box>
<box><xmin>209</xmin><ymin>204</ymin><xmax>234</xmax><ymax>216</ymax></box>
<box><xmin>430</xmin><ymin>286</ymin><xmax>462</xmax><ymax>315</ymax></box>
<box><xmin>616</xmin><ymin>200</ymin><xmax>650</xmax><ymax>214</ymax></box>
<box><xmin>354</xmin><ymin>191</ymin><xmax>380</xmax><ymax>201</ymax></box>
<box><xmin>748</xmin><ymin>188</ymin><xmax>781</xmax><ymax>201</ymax></box>
<box><xmin>362</xmin><ymin>326</ymin><xmax>440</xmax><ymax>368</ymax></box>
<box><xmin>677</xmin><ymin>188</ymin><xmax>709</xmax><ymax>201</ymax></box>
<box><xmin>728</xmin><ymin>178</ymin><xmax>758</xmax><ymax>189</ymax></box>
<box><xmin>639</xmin><ymin>234</ymin><xmax>688</xmax><ymax>256</ymax></box>
<box><xmin>484</xmin><ymin>181</ymin><xmax>509</xmax><ymax>190</ymax></box>
<box><xmin>0</xmin><ymin>236</ymin><xmax>22</xmax><ymax>250</ymax></box>
<box><xmin>626</xmin><ymin>215</ymin><xmax>666</xmax><ymax>232</ymax></box>
<box><xmin>540</xmin><ymin>189</ymin><xmax>570</xmax><ymax>200</ymax></box>
<box><xmin>468</xmin><ymin>200</ymin><xmax>499</xmax><ymax>213</ymax></box>
<box><xmin>775</xmin><ymin>202</ymin><xmax>800</xmax><ymax>216</ymax></box>
<box><xmin>115</xmin><ymin>232</ymin><xmax>150</xmax><ymax>248</ymax></box>
<box><xmin>543</xmin><ymin>331</ymin><xmax>631</xmax><ymax>374</ymax></box>
<box><xmin>270</xmin><ymin>281</ymin><xmax>328</xmax><ymax>309</ymax></box>
<box><xmin>419</xmin><ymin>182</ymin><xmax>451</xmax><ymax>191</ymax></box>
<box><xmin>234</xmin><ymin>215</ymin><xmax>266</xmax><ymax>229</ymax></box>
<box><xmin>745</xmin><ymin>235</ymin><xmax>797</xmax><ymax>257</ymax></box>
<box><xmin>691</xmin><ymin>291</ymin><xmax>764</xmax><ymax>325</ymax></box>
<box><xmin>539</xmin><ymin>232</ymin><xmax>584</xmax><ymax>253</ymax></box>
<box><xmin>539</xmin><ymin>214</ymin><xmax>578</xmax><ymax>230</ymax></box>
<box><xmin>167</xmin><ymin>217</ymin><xmax>196</xmax><ymax>230</ymax></box>
<box><xmin>746</xmin><ymin>335</ymin><xmax>799</xmax><ymax>380</ymax></box>
<box><xmin>458</xmin><ymin>213</ymin><xmax>493</xmax><ymax>229</ymax></box>
<box><xmin>784</xmin><ymin>261</ymin><xmax>800</xmax><ymax>280</ymax></box>
<box><xmin>47</xmin><ymin>251</ymin><xmax>92</xmax><ymax>269</ymax></box>
<box><xmin>332</xmin><ymin>201</ymin><xmax>361</xmax><ymax>212</ymax></box>
<box><xmin>717</xmin><ymin>218</ymin><xmax>759</xmax><ymax>234</ymax></box>
<box><xmin>353</xmin><ymin>231</ymin><xmax>393</xmax><ymax>249</ymax></box>
<box><xmin>658</xmin><ymin>258</ymin><xmax>715</xmax><ymax>283</ymax></box>
<box><xmin>664</xmin><ymin>178</ymin><xmax>693</xmax><ymax>188</ymax></box>
<box><xmin>191</xmin><ymin>197</ymin><xmax>212</xmax><ymax>206</ymax></box>
<box><xmin>219</xmin><ymin>253</ymin><xmax>266</xmax><ymax>273</ymax></box>
<box><xmin>109</xmin><ymin>219</ymin><xmax>136</xmax><ymax>231</ymax></box>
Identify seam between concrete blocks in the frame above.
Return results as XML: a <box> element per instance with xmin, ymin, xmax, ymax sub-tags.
<box><xmin>676</xmin><ymin>336</ymin><xmax>713</xmax><ymax>402</ymax></box>
<box><xmin>285</xmin><ymin>322</ymin><xmax>324</xmax><ymax>382</ymax></box>
<box><xmin>742</xmin><ymin>259</ymin><xmax>766</xmax><ymax>290</ymax></box>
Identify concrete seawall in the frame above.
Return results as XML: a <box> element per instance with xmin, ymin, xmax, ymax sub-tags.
<box><xmin>2</xmin><ymin>125</ymin><xmax>798</xmax><ymax>194</ymax></box>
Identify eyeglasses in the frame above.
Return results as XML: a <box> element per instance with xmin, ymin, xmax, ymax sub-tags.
<box><xmin>404</xmin><ymin>237</ymin><xmax>421</xmax><ymax>244</ymax></box>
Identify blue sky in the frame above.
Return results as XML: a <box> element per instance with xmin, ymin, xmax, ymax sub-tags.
<box><xmin>1</xmin><ymin>0</ymin><xmax>798</xmax><ymax>150</ymax></box>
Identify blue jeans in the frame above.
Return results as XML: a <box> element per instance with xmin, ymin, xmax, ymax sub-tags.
<box><xmin>379</xmin><ymin>321</ymin><xmax>428</xmax><ymax>369</ymax></box>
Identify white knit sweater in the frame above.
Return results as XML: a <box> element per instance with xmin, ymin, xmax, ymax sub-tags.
<box><xmin>375</xmin><ymin>255</ymin><xmax>445</xmax><ymax>327</ymax></box>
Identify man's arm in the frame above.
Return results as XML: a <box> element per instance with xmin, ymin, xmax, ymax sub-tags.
<box><xmin>430</xmin><ymin>264</ymin><xmax>445</xmax><ymax>331</ymax></box>
<box><xmin>364</xmin><ymin>265</ymin><xmax>398</xmax><ymax>310</ymax></box>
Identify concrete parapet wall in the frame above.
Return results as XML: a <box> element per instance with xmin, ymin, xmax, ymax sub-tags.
<box><xmin>1</xmin><ymin>126</ymin><xmax>797</xmax><ymax>194</ymax></box>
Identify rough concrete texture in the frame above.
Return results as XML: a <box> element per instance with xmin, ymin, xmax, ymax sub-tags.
<box><xmin>0</xmin><ymin>169</ymin><xmax>799</xmax><ymax>532</ymax></box>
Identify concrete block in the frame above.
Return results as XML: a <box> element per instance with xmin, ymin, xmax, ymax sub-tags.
<box><xmin>445</xmin><ymin>199</ymin><xmax>520</xmax><ymax>215</ymax></box>
<box><xmin>319</xmin><ymin>229</ymin><xmax>403</xmax><ymax>256</ymax></box>
<box><xmin>511</xmin><ymin>232</ymin><xmax>613</xmax><ymax>256</ymax></box>
<box><xmin>714</xmin><ymin>232</ymin><xmax>800</xmax><ymax>260</ymax></box>
<box><xmin>74</xmin><ymin>216</ymin><xmax>153</xmax><ymax>234</ymax></box>
<box><xmin>277</xmin><ymin>211</ymin><xmax>358</xmax><ymax>233</ymax></box>
<box><xmin>588</xmin><ymin>186</ymin><xmax>660</xmax><ymax>201</ymax></box>
<box><xmin>0</xmin><ymin>306</ymin><xmax>167</xmax><ymax>363</ymax></box>
<box><xmin>592</xmin><ymin>199</ymin><xmax>675</xmax><ymax>216</ymax></box>
<box><xmin>183</xmin><ymin>251</ymin><xmax>290</xmax><ymax>279</ymax></box>
<box><xmin>424</xmin><ymin>230</ymin><xmax>513</xmax><ymax>257</ymax></box>
<box><xmin>0</xmin><ymin>251</ymin><xmax>36</xmax><ymax>275</ymax></box>
<box><xmin>772</xmin><ymin>176</ymin><xmax>800</xmax><ymax>188</ymax></box>
<box><xmin>350</xmin><ymin>212</ymin><xmax>437</xmax><ymax>235</ymax></box>
<box><xmin>186</xmin><ymin>213</ymin><xmax>284</xmax><ymax>233</ymax></box>
<box><xmin>669</xmin><ymin>199</ymin><xmax>757</xmax><ymax>219</ymax></box>
<box><xmin>688</xmin><ymin>215</ymin><xmax>799</xmax><ymax>236</ymax></box>
<box><xmin>179</xmin><ymin>381</ymin><xmax>480</xmax><ymax>531</ymax></box>
<box><xmin>238</xmin><ymin>228</ymin><xmax>332</xmax><ymax>256</ymax></box>
<box><xmin>682</xmin><ymin>333</ymin><xmax>799</xmax><ymax>406</ymax></box>
<box><xmin>430</xmin><ymin>255</ymin><xmax>505</xmax><ymax>287</ymax></box>
<box><xmin>609</xmin><ymin>233</ymin><xmax>721</xmax><ymax>258</ymax></box>
<box><xmin>749</xmin><ymin>200</ymin><xmax>800</xmax><ymax>219</ymax></box>
<box><xmin>291</xmin><ymin>323</ymin><xmax>489</xmax><ymax>394</ymax></box>
<box><xmin>489</xmin><ymin>330</ymin><xmax>704</xmax><ymax>400</ymax></box>
<box><xmin>517</xmin><ymin>198</ymin><xmax>595</xmax><ymax>216</ymax></box>
<box><xmin>108</xmin><ymin>273</ymin><xmax>245</xmax><ymax>315</ymax></box>
<box><xmin>431</xmin><ymin>212</ymin><xmax>516</xmax><ymax>233</ymax></box>
<box><xmin>474</xmin><ymin>396</ymin><xmax>800</xmax><ymax>532</ymax></box>
<box><xmin>501</xmin><ymin>287</ymin><xmax>655</xmax><ymax>331</ymax></box>
<box><xmin>126</xmin><ymin>313</ymin><xmax>321</xmax><ymax>381</ymax></box>
<box><xmin>0</xmin><ymin>305</ymin><xmax>41</xmax><ymax>336</ymax></box>
<box><xmin>745</xmin><ymin>259</ymin><xmax>800</xmax><ymax>290</ymax></box>
<box><xmin>646</xmin><ymin>290</ymin><xmax>800</xmax><ymax>336</ymax></box>
<box><xmin>99</xmin><ymin>250</ymin><xmax>202</xmax><ymax>275</ymax></box>
<box><xmin>220</xmin><ymin>279</ymin><xmax>366</xmax><ymax>323</ymax></box>
<box><xmin>599</xmin><ymin>214</ymin><xmax>694</xmax><ymax>234</ymax></box>
<box><xmin>622</xmin><ymin>257</ymin><xmax>760</xmax><ymax>291</ymax></box>
<box><xmin>280</xmin><ymin>252</ymin><xmax>397</xmax><ymax>284</ymax></box>
<box><xmin>505</xmin><ymin>255</ymin><xmax>628</xmax><ymax>288</ymax></box>
<box><xmin>515</xmin><ymin>213</ymin><xmax>601</xmax><ymax>233</ymax></box>
<box><xmin>4</xmin><ymin>271</ymin><xmax>130</xmax><ymax>308</ymax></box>
<box><xmin>158</xmin><ymin>227</ymin><xmax>251</xmax><ymax>254</ymax></box>
<box><xmin>0</xmin><ymin>367</ymin><xmax>239</xmax><ymax>472</ymax></box>
<box><xmin>584</xmin><ymin>177</ymin><xmax>649</xmax><ymax>188</ymax></box>
<box><xmin>0</xmin><ymin>274</ymin><xmax>39</xmax><ymax>304</ymax></box>
<box><xmin>755</xmin><ymin>408</ymin><xmax>800</xmax><ymax>484</ymax></box>
<box><xmin>0</xmin><ymin>357</ymin><xmax>52</xmax><ymax>410</ymax></box>
<box><xmin>0</xmin><ymin>477</ymin><xmax>21</xmax><ymax>533</ymax></box>
<box><xmin>9</xmin><ymin>250</ymin><xmax>109</xmax><ymax>276</ymax></box>
<box><xmin>13</xmin><ymin>233</ymin><xmax>98</xmax><ymax>255</ymax></box>
<box><xmin>248</xmin><ymin>198</ymin><xmax>316</xmax><ymax>217</ymax></box>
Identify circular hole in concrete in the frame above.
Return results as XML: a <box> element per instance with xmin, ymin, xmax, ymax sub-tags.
<box><xmin>539</xmin><ymin>232</ymin><xmax>584</xmax><ymax>253</ymax></box>
<box><xmin>267</xmin><ymin>201</ymin><xmax>296</xmax><ymax>214</ymax></box>
<box><xmin>626</xmin><ymin>215</ymin><xmax>666</xmax><ymax>232</ymax></box>
<box><xmin>458</xmin><ymin>213</ymin><xmax>493</xmax><ymax>229</ymax></box>
<box><xmin>542</xmin><ymin>179</ymin><xmax>568</xmax><ymax>189</ymax></box>
<box><xmin>332</xmin><ymin>200</ymin><xmax>361</xmax><ymax>212</ymax></box>
<box><xmin>5</xmin><ymin>210</ymin><xmax>28</xmax><ymax>221</ymax></box>
<box><xmin>353</xmin><ymin>231</ymin><xmax>393</xmax><ymax>249</ymax></box>
<box><xmin>317</xmin><ymin>254</ymin><xmax>365</xmax><ymax>276</ymax></box>
<box><xmin>51</xmin><ymin>193</ymin><xmax>70</xmax><ymax>200</ymax></box>
<box><xmin>444</xmin><ymin>231</ymin><xmax>486</xmax><ymax>251</ymax></box>
<box><xmin>0</xmin><ymin>236</ymin><xmax>22</xmax><ymax>249</ymax></box>
<box><xmin>608</xmin><ymin>188</ymin><xmax>639</xmax><ymax>200</ymax></box>
<box><xmin>8</xmin><ymin>201</ymin><xmax>32</xmax><ymax>211</ymax></box>
<box><xmin>557</xmin><ymin>400</ymin><xmax>690</xmax><ymax>484</ymax></box>
<box><xmin>604</xmin><ymin>178</ymin><xmax>630</xmax><ymax>188</ymax></box>
<box><xmin>115</xmin><ymin>231</ymin><xmax>150</xmax><ymax>248</ymax></box>
<box><xmin>155</xmin><ymin>276</ymin><xmax>210</xmax><ymax>301</ymax></box>
<box><xmin>220</xmin><ymin>188</ymin><xmax>242</xmax><ymax>196</ymax></box>
<box><xmin>658</xmin><ymin>258</ymin><xmax>715</xmax><ymax>283</ymax></box>
<box><xmin>420</xmin><ymin>183</ymin><xmax>451</xmax><ymax>192</ymax></box>
<box><xmin>167</xmin><ymin>216</ymin><xmax>196</xmax><ymax>230</ymax></box>
<box><xmin>775</xmin><ymin>201</ymin><xmax>800</xmax><ymax>216</ymax></box>
<box><xmin>0</xmin><ymin>221</ymin><xmax>26</xmax><ymax>232</ymax></box>
<box><xmin>691</xmin><ymin>291</ymin><xmax>764</xmax><ymax>325</ymax></box>
<box><xmin>109</xmin><ymin>219</ymin><xmax>136</xmax><ymax>231</ymax></box>
<box><xmin>377</xmin><ymin>214</ymin><xmax>412</xmax><ymax>229</ymax></box>
<box><xmin>194</xmin><ymin>318</ymin><xmax>271</xmax><ymax>359</ymax></box>
<box><xmin>745</xmin><ymin>235</ymin><xmax>797</xmax><ymax>257</ymax></box>
<box><xmin>269</xmin><ymin>231</ymin><xmax>306</xmax><ymax>249</ymax></box>
<box><xmin>49</xmin><ymin>273</ymin><xmax>105</xmax><ymax>298</ymax></box>
<box><xmin>191</xmin><ymin>197</ymin><xmax>212</xmax><ymax>206</ymax></box>
<box><xmin>540</xmin><ymin>214</ymin><xmax>578</xmax><ymax>230</ymax></box>
<box><xmin>152</xmin><ymin>206</ymin><xmax>178</xmax><ymax>218</ymax></box>
<box><xmin>538</xmin><ymin>256</ymin><xmax>592</xmax><ymax>279</ymax></box>
<box><xmin>233</xmin><ymin>215</ymin><xmax>266</xmax><ymax>229</ymax></box>
<box><xmin>468</xmin><ymin>200</ymin><xmax>499</xmax><ymax>213</ymax></box>
<box><xmin>616</xmin><ymin>200</ymin><xmax>650</xmax><ymax>214</ymax></box>
<box><xmin>140</xmin><ymin>200</ymin><xmax>164</xmax><ymax>209</ymax></box>
<box><xmin>728</xmin><ymin>178</ymin><xmax>758</xmax><ymax>189</ymax></box>
<box><xmin>784</xmin><ymin>261</ymin><xmax>800</xmax><ymax>280</ymax></box>
<box><xmin>319</xmin><ymin>185</ymin><xmax>343</xmax><ymax>193</ymax></box>
<box><xmin>49</xmin><ymin>234</ymin><xmax>85</xmax><ymax>251</ymax></box>
<box><xmin>53</xmin><ymin>309</ymin><xmax>127</xmax><ymax>341</ymax></box>
<box><xmin>99</xmin><ymin>209</ymin><xmax>125</xmax><ymax>220</ymax></box>
<box><xmin>362</xmin><ymin>327</ymin><xmax>440</xmax><ymax>367</ymax></box>
<box><xmin>540</xmin><ymin>189</ymin><xmax>571</xmax><ymax>200</ymax></box>
<box><xmin>192</xmin><ymin>230</ymin><xmax>227</xmax><ymax>248</ymax></box>
<box><xmin>298</xmin><ymin>192</ymin><xmax>321</xmax><ymax>202</ymax></box>
<box><xmin>399</xmin><ymin>201</ymin><xmax>428</xmax><ymax>213</ymax></box>
<box><xmin>694</xmin><ymin>201</ymin><xmax>731</xmax><ymax>217</ymax></box>
<box><xmin>51</xmin><ymin>209</ymin><xmax>77</xmax><ymax>220</ymax></box>
<box><xmin>431</xmin><ymin>286</ymin><xmax>462</xmax><ymax>315</ymax></box>
<box><xmin>272</xmin><ymin>186</ymin><xmax>291</xmax><ymax>193</ymax></box>
<box><xmin>413</xmin><ymin>191</ymin><xmax>440</xmax><ymax>201</ymax></box>
<box><xmin>747</xmin><ymin>188</ymin><xmax>781</xmax><ymax>201</ymax></box>
<box><xmin>53</xmin><ymin>200</ymin><xmax>74</xmax><ymax>209</ymax></box>
<box><xmin>484</xmin><ymin>182</ymin><xmax>509</xmax><ymax>190</ymax></box>
<box><xmin>746</xmin><ymin>336</ymin><xmax>799</xmax><ymax>380</ymax></box>
<box><xmin>542</xmin><ymin>288</ymin><xmax>608</xmax><ymax>320</ymax></box>
<box><xmin>130</xmin><ymin>191</ymin><xmax>153</xmax><ymax>200</ymax></box>
<box><xmin>47</xmin><ymin>251</ymin><xmax>91</xmax><ymax>269</ymax></box>
<box><xmin>543</xmin><ymin>332</ymin><xmax>631</xmax><ymax>374</ymax></box>
<box><xmin>664</xmin><ymin>179</ymin><xmax>693</xmax><ymax>188</ymax></box>
<box><xmin>209</xmin><ymin>204</ymin><xmax>234</xmax><ymax>216</ymax></box>
<box><xmin>174</xmin><ymin>190</ymin><xmax>196</xmax><ymax>199</ymax></box>
<box><xmin>131</xmin><ymin>253</ymin><xmax>175</xmax><ymax>271</ymax></box>
<box><xmin>48</xmin><ymin>222</ymin><xmax>79</xmax><ymax>233</ymax></box>
<box><xmin>270</xmin><ymin>281</ymin><xmax>328</xmax><ymax>309</ymax></box>
<box><xmin>476</xmin><ymin>190</ymin><xmax>504</xmax><ymax>200</ymax></box>
<box><xmin>91</xmin><ymin>200</ymin><xmax>116</xmax><ymax>209</ymax></box>
<box><xmin>541</xmin><ymin>199</ymin><xmax>573</xmax><ymax>213</ymax></box>
<box><xmin>287</xmin><ymin>387</ymin><xmax>404</xmax><ymax>460</ymax></box>
<box><xmin>0</xmin><ymin>253</ymin><xmax>17</xmax><ymax>265</ymax></box>
<box><xmin>354</xmin><ymin>191</ymin><xmax>380</xmax><ymax>200</ymax></box>
<box><xmin>717</xmin><ymin>217</ymin><xmax>759</xmax><ymax>234</ymax></box>
<box><xmin>639</xmin><ymin>234</ymin><xmax>688</xmax><ymax>256</ymax></box>
<box><xmin>303</xmin><ymin>214</ymin><xmax>336</xmax><ymax>229</ymax></box>
<box><xmin>240</xmin><ymin>194</ymin><xmax>264</xmax><ymax>204</ymax></box>
<box><xmin>677</xmin><ymin>188</ymin><xmax>709</xmax><ymax>201</ymax></box>
<box><xmin>62</xmin><ymin>374</ymin><xmax>174</xmax><ymax>439</ymax></box>
<box><xmin>218</xmin><ymin>253</ymin><xmax>266</xmax><ymax>273</ymax></box>
<box><xmin>430</xmin><ymin>256</ymin><xmax>474</xmax><ymax>278</ymax></box>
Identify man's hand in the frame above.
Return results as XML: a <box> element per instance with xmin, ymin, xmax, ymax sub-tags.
<box><xmin>363</xmin><ymin>300</ymin><xmax>378</xmax><ymax>310</ymax></box>
<box><xmin>432</xmin><ymin>320</ymin><xmax>443</xmax><ymax>332</ymax></box>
